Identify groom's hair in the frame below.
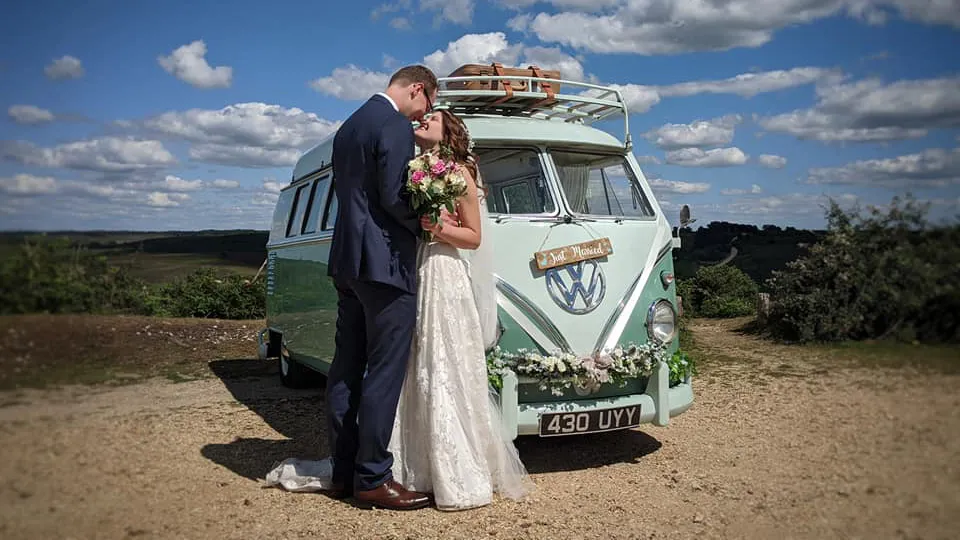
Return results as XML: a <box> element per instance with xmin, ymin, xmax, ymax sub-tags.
<box><xmin>388</xmin><ymin>65</ymin><xmax>438</xmax><ymax>96</ymax></box>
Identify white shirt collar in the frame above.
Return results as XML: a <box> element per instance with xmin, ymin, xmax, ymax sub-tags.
<box><xmin>376</xmin><ymin>92</ymin><xmax>399</xmax><ymax>112</ymax></box>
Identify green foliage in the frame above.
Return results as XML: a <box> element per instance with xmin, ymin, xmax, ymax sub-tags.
<box><xmin>144</xmin><ymin>268</ymin><xmax>266</xmax><ymax>320</ymax></box>
<box><xmin>681</xmin><ymin>264</ymin><xmax>758</xmax><ymax>318</ymax></box>
<box><xmin>0</xmin><ymin>237</ymin><xmax>146</xmax><ymax>315</ymax></box>
<box><xmin>765</xmin><ymin>194</ymin><xmax>960</xmax><ymax>343</ymax></box>
<box><xmin>0</xmin><ymin>237</ymin><xmax>266</xmax><ymax>320</ymax></box>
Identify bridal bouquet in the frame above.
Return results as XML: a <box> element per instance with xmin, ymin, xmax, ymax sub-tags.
<box><xmin>406</xmin><ymin>143</ymin><xmax>468</xmax><ymax>241</ymax></box>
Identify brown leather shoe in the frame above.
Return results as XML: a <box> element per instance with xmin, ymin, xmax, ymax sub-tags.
<box><xmin>353</xmin><ymin>479</ymin><xmax>432</xmax><ymax>511</ymax></box>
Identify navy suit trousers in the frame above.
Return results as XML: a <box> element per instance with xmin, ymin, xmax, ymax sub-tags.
<box><xmin>325</xmin><ymin>277</ymin><xmax>417</xmax><ymax>491</ymax></box>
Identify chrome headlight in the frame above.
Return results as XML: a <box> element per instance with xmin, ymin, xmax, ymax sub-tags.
<box><xmin>647</xmin><ymin>299</ymin><xmax>676</xmax><ymax>343</ymax></box>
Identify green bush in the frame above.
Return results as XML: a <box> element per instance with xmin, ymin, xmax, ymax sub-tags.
<box><xmin>0</xmin><ymin>237</ymin><xmax>146</xmax><ymax>315</ymax></box>
<box><xmin>144</xmin><ymin>268</ymin><xmax>265</xmax><ymax>320</ymax></box>
<box><xmin>765</xmin><ymin>195</ymin><xmax>960</xmax><ymax>343</ymax></box>
<box><xmin>682</xmin><ymin>264</ymin><xmax>758</xmax><ymax>318</ymax></box>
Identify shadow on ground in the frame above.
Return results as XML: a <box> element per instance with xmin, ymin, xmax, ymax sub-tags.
<box><xmin>201</xmin><ymin>359</ymin><xmax>328</xmax><ymax>481</ymax></box>
<box><xmin>200</xmin><ymin>358</ymin><xmax>663</xmax><ymax>480</ymax></box>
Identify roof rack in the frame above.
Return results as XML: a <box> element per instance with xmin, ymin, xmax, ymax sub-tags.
<box><xmin>435</xmin><ymin>74</ymin><xmax>633</xmax><ymax>149</ymax></box>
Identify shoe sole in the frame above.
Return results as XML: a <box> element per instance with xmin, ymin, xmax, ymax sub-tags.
<box><xmin>353</xmin><ymin>499</ymin><xmax>432</xmax><ymax>511</ymax></box>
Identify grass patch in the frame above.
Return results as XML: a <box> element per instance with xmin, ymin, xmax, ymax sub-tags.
<box><xmin>0</xmin><ymin>314</ymin><xmax>263</xmax><ymax>391</ymax></box>
<box><xmin>103</xmin><ymin>252</ymin><xmax>260</xmax><ymax>283</ymax></box>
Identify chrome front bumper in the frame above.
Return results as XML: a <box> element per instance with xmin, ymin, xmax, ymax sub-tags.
<box><xmin>497</xmin><ymin>360</ymin><xmax>694</xmax><ymax>439</ymax></box>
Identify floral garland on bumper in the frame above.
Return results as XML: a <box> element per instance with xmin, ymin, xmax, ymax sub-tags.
<box><xmin>486</xmin><ymin>341</ymin><xmax>694</xmax><ymax>397</ymax></box>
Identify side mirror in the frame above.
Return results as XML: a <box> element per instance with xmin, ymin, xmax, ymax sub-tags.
<box><xmin>679</xmin><ymin>204</ymin><xmax>695</xmax><ymax>228</ymax></box>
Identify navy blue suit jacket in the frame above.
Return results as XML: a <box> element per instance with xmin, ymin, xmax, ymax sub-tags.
<box><xmin>328</xmin><ymin>95</ymin><xmax>420</xmax><ymax>293</ymax></box>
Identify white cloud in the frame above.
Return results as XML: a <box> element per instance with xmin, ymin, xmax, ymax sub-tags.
<box><xmin>516</xmin><ymin>1</ymin><xmax>960</xmax><ymax>55</ymax></box>
<box><xmin>423</xmin><ymin>32</ymin><xmax>523</xmax><ymax>76</ymax></box>
<box><xmin>805</xmin><ymin>147</ymin><xmax>960</xmax><ymax>188</ymax></box>
<box><xmin>721</xmin><ymin>184</ymin><xmax>763</xmax><ymax>196</ymax></box>
<box><xmin>665</xmin><ymin>147</ymin><xmax>749</xmax><ymax>167</ymax></box>
<box><xmin>645</xmin><ymin>114</ymin><xmax>742</xmax><ymax>150</ymax></box>
<box><xmin>44</xmin><ymin>55</ymin><xmax>84</xmax><ymax>80</ymax></box>
<box><xmin>142</xmin><ymin>102</ymin><xmax>340</xmax><ymax>167</ymax></box>
<box><xmin>310</xmin><ymin>65</ymin><xmax>391</xmax><ymax>100</ymax></box>
<box><xmin>648</xmin><ymin>178</ymin><xmax>711</xmax><ymax>194</ymax></box>
<box><xmin>310</xmin><ymin>33</ymin><xmax>587</xmax><ymax>103</ymax></box>
<box><xmin>390</xmin><ymin>17</ymin><xmax>413</xmax><ymax>30</ymax></box>
<box><xmin>262</xmin><ymin>178</ymin><xmax>284</xmax><ymax>194</ymax></box>
<box><xmin>8</xmin><ymin>105</ymin><xmax>55</xmax><ymax>125</ymax></box>
<box><xmin>158</xmin><ymin>40</ymin><xmax>233</xmax><ymax>89</ymax></box>
<box><xmin>373</xmin><ymin>0</ymin><xmax>474</xmax><ymax>26</ymax></box>
<box><xmin>189</xmin><ymin>144</ymin><xmax>303</xmax><ymax>168</ymax></box>
<box><xmin>211</xmin><ymin>179</ymin><xmax>240</xmax><ymax>189</ymax></box>
<box><xmin>1</xmin><ymin>137</ymin><xmax>177</xmax><ymax>172</ymax></box>
<box><xmin>659</xmin><ymin>67</ymin><xmax>841</xmax><ymax>98</ymax></box>
<box><xmin>757</xmin><ymin>75</ymin><xmax>960</xmax><ymax>142</ymax></box>
<box><xmin>253</xmin><ymin>192</ymin><xmax>280</xmax><ymax>206</ymax></box>
<box><xmin>420</xmin><ymin>0</ymin><xmax>474</xmax><ymax>25</ymax></box>
<box><xmin>521</xmin><ymin>46</ymin><xmax>585</xmax><ymax>82</ymax></box>
<box><xmin>163</xmin><ymin>175</ymin><xmax>203</xmax><ymax>191</ymax></box>
<box><xmin>147</xmin><ymin>192</ymin><xmax>184</xmax><ymax>207</ymax></box>
<box><xmin>595</xmin><ymin>67</ymin><xmax>836</xmax><ymax>114</ymax></box>
<box><xmin>0</xmin><ymin>174</ymin><xmax>58</xmax><ymax>195</ymax></box>
<box><xmin>758</xmin><ymin>154</ymin><xmax>788</xmax><ymax>168</ymax></box>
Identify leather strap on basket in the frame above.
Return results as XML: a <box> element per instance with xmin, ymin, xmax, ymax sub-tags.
<box><xmin>528</xmin><ymin>65</ymin><xmax>556</xmax><ymax>108</ymax></box>
<box><xmin>491</xmin><ymin>62</ymin><xmax>514</xmax><ymax>105</ymax></box>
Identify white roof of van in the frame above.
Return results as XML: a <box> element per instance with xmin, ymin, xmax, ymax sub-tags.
<box><xmin>292</xmin><ymin>115</ymin><xmax>624</xmax><ymax>181</ymax></box>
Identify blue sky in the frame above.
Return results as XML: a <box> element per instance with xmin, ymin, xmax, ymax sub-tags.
<box><xmin>1</xmin><ymin>0</ymin><xmax>958</xmax><ymax>231</ymax></box>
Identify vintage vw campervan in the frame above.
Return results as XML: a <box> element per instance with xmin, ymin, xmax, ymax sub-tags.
<box><xmin>258</xmin><ymin>67</ymin><xmax>694</xmax><ymax>439</ymax></box>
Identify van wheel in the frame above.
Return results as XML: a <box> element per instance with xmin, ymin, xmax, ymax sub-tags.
<box><xmin>278</xmin><ymin>350</ymin><xmax>318</xmax><ymax>389</ymax></box>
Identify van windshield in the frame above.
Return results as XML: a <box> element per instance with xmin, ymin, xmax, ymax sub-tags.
<box><xmin>550</xmin><ymin>149</ymin><xmax>655</xmax><ymax>218</ymax></box>
<box><xmin>475</xmin><ymin>147</ymin><xmax>557</xmax><ymax>215</ymax></box>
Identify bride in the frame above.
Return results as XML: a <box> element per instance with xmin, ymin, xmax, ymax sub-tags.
<box><xmin>266</xmin><ymin>109</ymin><xmax>533</xmax><ymax>511</ymax></box>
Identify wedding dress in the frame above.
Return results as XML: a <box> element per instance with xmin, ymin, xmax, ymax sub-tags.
<box><xmin>264</xmin><ymin>170</ymin><xmax>533</xmax><ymax>510</ymax></box>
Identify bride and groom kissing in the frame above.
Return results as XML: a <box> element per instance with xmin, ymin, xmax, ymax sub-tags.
<box><xmin>268</xmin><ymin>65</ymin><xmax>533</xmax><ymax>511</ymax></box>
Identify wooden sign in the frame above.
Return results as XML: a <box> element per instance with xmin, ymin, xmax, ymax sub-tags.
<box><xmin>534</xmin><ymin>237</ymin><xmax>613</xmax><ymax>270</ymax></box>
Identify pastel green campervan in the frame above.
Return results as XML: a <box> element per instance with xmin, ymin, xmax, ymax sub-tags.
<box><xmin>258</xmin><ymin>68</ymin><xmax>694</xmax><ymax>439</ymax></box>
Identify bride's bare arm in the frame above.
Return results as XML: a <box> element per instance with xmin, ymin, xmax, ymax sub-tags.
<box><xmin>422</xmin><ymin>168</ymin><xmax>481</xmax><ymax>250</ymax></box>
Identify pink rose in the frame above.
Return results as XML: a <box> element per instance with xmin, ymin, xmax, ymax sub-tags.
<box><xmin>411</xmin><ymin>170</ymin><xmax>425</xmax><ymax>183</ymax></box>
<box><xmin>431</xmin><ymin>161</ymin><xmax>447</xmax><ymax>175</ymax></box>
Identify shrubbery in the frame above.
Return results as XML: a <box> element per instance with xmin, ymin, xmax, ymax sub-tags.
<box><xmin>764</xmin><ymin>195</ymin><xmax>959</xmax><ymax>343</ymax></box>
<box><xmin>0</xmin><ymin>237</ymin><xmax>265</xmax><ymax>320</ymax></box>
<box><xmin>677</xmin><ymin>264</ymin><xmax>758</xmax><ymax>319</ymax></box>
<box><xmin>145</xmin><ymin>268</ymin><xmax>265</xmax><ymax>320</ymax></box>
<box><xmin>0</xmin><ymin>238</ymin><xmax>146</xmax><ymax>315</ymax></box>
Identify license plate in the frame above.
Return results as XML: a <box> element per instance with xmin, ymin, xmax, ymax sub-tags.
<box><xmin>538</xmin><ymin>405</ymin><xmax>641</xmax><ymax>437</ymax></box>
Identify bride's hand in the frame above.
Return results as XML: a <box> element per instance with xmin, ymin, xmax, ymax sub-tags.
<box><xmin>420</xmin><ymin>215</ymin><xmax>444</xmax><ymax>236</ymax></box>
<box><xmin>439</xmin><ymin>207</ymin><xmax>460</xmax><ymax>227</ymax></box>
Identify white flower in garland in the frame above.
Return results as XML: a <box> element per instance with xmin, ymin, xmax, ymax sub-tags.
<box><xmin>486</xmin><ymin>341</ymin><xmax>680</xmax><ymax>397</ymax></box>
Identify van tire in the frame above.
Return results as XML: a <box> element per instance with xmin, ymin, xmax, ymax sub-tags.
<box><xmin>279</xmin><ymin>351</ymin><xmax>319</xmax><ymax>389</ymax></box>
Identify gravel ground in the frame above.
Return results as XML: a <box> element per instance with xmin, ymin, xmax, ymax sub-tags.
<box><xmin>0</xmin><ymin>318</ymin><xmax>958</xmax><ymax>539</ymax></box>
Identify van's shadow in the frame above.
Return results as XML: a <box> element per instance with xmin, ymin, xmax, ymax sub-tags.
<box><xmin>200</xmin><ymin>358</ymin><xmax>662</xmax><ymax>480</ymax></box>
<box><xmin>201</xmin><ymin>358</ymin><xmax>329</xmax><ymax>481</ymax></box>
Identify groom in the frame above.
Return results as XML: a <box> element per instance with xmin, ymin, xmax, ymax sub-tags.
<box><xmin>325</xmin><ymin>65</ymin><xmax>439</xmax><ymax>510</ymax></box>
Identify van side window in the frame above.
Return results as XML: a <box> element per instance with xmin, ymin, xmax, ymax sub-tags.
<box><xmin>302</xmin><ymin>174</ymin><xmax>331</xmax><ymax>234</ymax></box>
<box><xmin>285</xmin><ymin>183</ymin><xmax>311</xmax><ymax>237</ymax></box>
<box><xmin>323</xmin><ymin>186</ymin><xmax>338</xmax><ymax>231</ymax></box>
<box><xmin>475</xmin><ymin>148</ymin><xmax>556</xmax><ymax>215</ymax></box>
<box><xmin>550</xmin><ymin>150</ymin><xmax>655</xmax><ymax>218</ymax></box>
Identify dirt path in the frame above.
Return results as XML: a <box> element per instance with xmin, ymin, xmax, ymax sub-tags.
<box><xmin>0</xmin><ymin>318</ymin><xmax>958</xmax><ymax>539</ymax></box>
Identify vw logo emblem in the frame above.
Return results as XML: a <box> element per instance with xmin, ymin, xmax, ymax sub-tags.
<box><xmin>545</xmin><ymin>259</ymin><xmax>606</xmax><ymax>314</ymax></box>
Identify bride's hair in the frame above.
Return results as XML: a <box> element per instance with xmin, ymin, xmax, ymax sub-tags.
<box><xmin>439</xmin><ymin>110</ymin><xmax>478</xmax><ymax>179</ymax></box>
